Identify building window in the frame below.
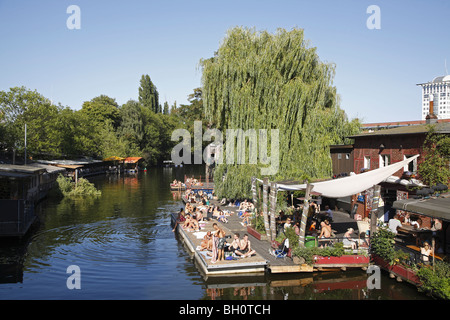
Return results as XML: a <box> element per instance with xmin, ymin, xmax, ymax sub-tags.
<box><xmin>337</xmin><ymin>153</ymin><xmax>342</xmax><ymax>160</ymax></box>
<box><xmin>404</xmin><ymin>155</ymin><xmax>418</xmax><ymax>173</ymax></box>
<box><xmin>364</xmin><ymin>156</ymin><xmax>371</xmax><ymax>169</ymax></box>
<box><xmin>379</xmin><ymin>154</ymin><xmax>390</xmax><ymax>168</ymax></box>
<box><xmin>345</xmin><ymin>153</ymin><xmax>350</xmax><ymax>160</ymax></box>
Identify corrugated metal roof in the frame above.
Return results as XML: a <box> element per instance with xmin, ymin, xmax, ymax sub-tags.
<box><xmin>349</xmin><ymin>122</ymin><xmax>450</xmax><ymax>138</ymax></box>
<box><xmin>393</xmin><ymin>194</ymin><xmax>450</xmax><ymax>222</ymax></box>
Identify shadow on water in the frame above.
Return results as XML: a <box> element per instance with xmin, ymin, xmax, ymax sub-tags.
<box><xmin>0</xmin><ymin>165</ymin><xmax>432</xmax><ymax>300</ymax></box>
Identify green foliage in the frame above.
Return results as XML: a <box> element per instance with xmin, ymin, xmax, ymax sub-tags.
<box><xmin>56</xmin><ymin>174</ymin><xmax>102</xmax><ymax>198</ymax></box>
<box><xmin>370</xmin><ymin>227</ymin><xmax>409</xmax><ymax>266</ymax></box>
<box><xmin>80</xmin><ymin>95</ymin><xmax>120</xmax><ymax>128</ymax></box>
<box><xmin>292</xmin><ymin>242</ymin><xmax>348</xmax><ymax>265</ymax></box>
<box><xmin>416</xmin><ymin>261</ymin><xmax>450</xmax><ymax>300</ymax></box>
<box><xmin>418</xmin><ymin>126</ymin><xmax>450</xmax><ymax>186</ymax></box>
<box><xmin>139</xmin><ymin>74</ymin><xmax>160</xmax><ymax>113</ymax></box>
<box><xmin>0</xmin><ymin>74</ymin><xmax>189</xmax><ymax>165</ymax></box>
<box><xmin>250</xmin><ymin>213</ymin><xmax>265</xmax><ymax>234</ymax></box>
<box><xmin>200</xmin><ymin>27</ymin><xmax>361</xmax><ymax>198</ymax></box>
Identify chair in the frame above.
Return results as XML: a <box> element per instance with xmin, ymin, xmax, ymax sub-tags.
<box><xmin>269</xmin><ymin>238</ymin><xmax>290</xmax><ymax>259</ymax></box>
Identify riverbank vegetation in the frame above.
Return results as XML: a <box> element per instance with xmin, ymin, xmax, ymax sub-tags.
<box><xmin>56</xmin><ymin>174</ymin><xmax>102</xmax><ymax>198</ymax></box>
<box><xmin>200</xmin><ymin>27</ymin><xmax>361</xmax><ymax>199</ymax></box>
<box><xmin>0</xmin><ymin>76</ymin><xmax>205</xmax><ymax>167</ymax></box>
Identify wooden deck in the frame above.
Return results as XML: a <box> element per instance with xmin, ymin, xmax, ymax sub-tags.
<box><xmin>172</xmin><ymin>198</ymin><xmax>368</xmax><ymax>277</ymax></box>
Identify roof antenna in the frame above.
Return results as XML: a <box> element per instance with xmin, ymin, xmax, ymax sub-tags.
<box><xmin>446</xmin><ymin>59</ymin><xmax>449</xmax><ymax>76</ymax></box>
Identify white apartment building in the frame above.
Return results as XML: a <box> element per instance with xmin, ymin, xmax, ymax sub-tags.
<box><xmin>417</xmin><ymin>75</ymin><xmax>450</xmax><ymax>120</ymax></box>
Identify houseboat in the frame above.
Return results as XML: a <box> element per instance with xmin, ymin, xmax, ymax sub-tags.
<box><xmin>0</xmin><ymin>164</ymin><xmax>65</xmax><ymax>237</ymax></box>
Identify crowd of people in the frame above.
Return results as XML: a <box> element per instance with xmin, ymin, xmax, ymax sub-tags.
<box><xmin>388</xmin><ymin>212</ymin><xmax>444</xmax><ymax>264</ymax></box>
<box><xmin>172</xmin><ymin>191</ymin><xmax>259</xmax><ymax>262</ymax></box>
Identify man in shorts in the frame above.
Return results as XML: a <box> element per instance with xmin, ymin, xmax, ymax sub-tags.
<box><xmin>213</xmin><ymin>223</ymin><xmax>226</xmax><ymax>261</ymax></box>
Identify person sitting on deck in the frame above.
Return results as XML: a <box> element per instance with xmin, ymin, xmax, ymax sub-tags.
<box><xmin>194</xmin><ymin>207</ymin><xmax>204</xmax><ymax>222</ymax></box>
<box><xmin>410</xmin><ymin>217</ymin><xmax>422</xmax><ymax>229</ymax></box>
<box><xmin>283</xmin><ymin>218</ymin><xmax>292</xmax><ymax>233</ymax></box>
<box><xmin>200</xmin><ymin>231</ymin><xmax>213</xmax><ymax>251</ymax></box>
<box><xmin>183</xmin><ymin>214</ymin><xmax>200</xmax><ymax>232</ymax></box>
<box><xmin>343</xmin><ymin>228</ymin><xmax>358</xmax><ymax>250</ymax></box>
<box><xmin>237</xmin><ymin>234</ymin><xmax>256</xmax><ymax>258</ymax></box>
<box><xmin>324</xmin><ymin>205</ymin><xmax>333</xmax><ymax>222</ymax></box>
<box><xmin>420</xmin><ymin>241</ymin><xmax>433</xmax><ymax>265</ymax></box>
<box><xmin>388</xmin><ymin>214</ymin><xmax>402</xmax><ymax>235</ymax></box>
<box><xmin>240</xmin><ymin>209</ymin><xmax>252</xmax><ymax>226</ymax></box>
<box><xmin>227</xmin><ymin>233</ymin><xmax>241</xmax><ymax>254</ymax></box>
<box><xmin>172</xmin><ymin>209</ymin><xmax>186</xmax><ymax>232</ymax></box>
<box><xmin>319</xmin><ymin>220</ymin><xmax>332</xmax><ymax>247</ymax></box>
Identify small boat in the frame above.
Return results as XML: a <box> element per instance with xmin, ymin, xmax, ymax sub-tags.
<box><xmin>170</xmin><ymin>183</ymin><xmax>186</xmax><ymax>191</ymax></box>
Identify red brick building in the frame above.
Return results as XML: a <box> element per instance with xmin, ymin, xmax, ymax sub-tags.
<box><xmin>344</xmin><ymin>121</ymin><xmax>450</xmax><ymax>224</ymax></box>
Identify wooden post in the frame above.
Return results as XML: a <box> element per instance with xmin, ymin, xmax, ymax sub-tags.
<box><xmin>251</xmin><ymin>177</ymin><xmax>258</xmax><ymax>207</ymax></box>
<box><xmin>432</xmin><ymin>237</ymin><xmax>435</xmax><ymax>272</ymax></box>
<box><xmin>298</xmin><ymin>183</ymin><xmax>312</xmax><ymax>247</ymax></box>
<box><xmin>269</xmin><ymin>182</ymin><xmax>278</xmax><ymax>241</ymax></box>
<box><xmin>262</xmin><ymin>178</ymin><xmax>271</xmax><ymax>238</ymax></box>
<box><xmin>369</xmin><ymin>185</ymin><xmax>381</xmax><ymax>241</ymax></box>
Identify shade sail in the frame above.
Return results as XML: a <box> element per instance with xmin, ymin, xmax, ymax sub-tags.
<box><xmin>259</xmin><ymin>155</ymin><xmax>420</xmax><ymax>198</ymax></box>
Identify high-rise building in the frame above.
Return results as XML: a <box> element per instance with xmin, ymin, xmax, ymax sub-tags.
<box><xmin>417</xmin><ymin>75</ymin><xmax>450</xmax><ymax>120</ymax></box>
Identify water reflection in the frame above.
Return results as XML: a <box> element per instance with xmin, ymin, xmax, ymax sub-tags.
<box><xmin>0</xmin><ymin>166</ymin><xmax>432</xmax><ymax>300</ymax></box>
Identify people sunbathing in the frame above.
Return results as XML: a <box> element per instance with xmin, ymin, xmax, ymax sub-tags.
<box><xmin>182</xmin><ymin>214</ymin><xmax>200</xmax><ymax>232</ymax></box>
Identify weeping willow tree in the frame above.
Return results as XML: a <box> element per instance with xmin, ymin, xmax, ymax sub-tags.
<box><xmin>200</xmin><ymin>27</ymin><xmax>360</xmax><ymax>199</ymax></box>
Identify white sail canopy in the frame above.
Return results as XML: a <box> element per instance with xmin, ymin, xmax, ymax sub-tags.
<box><xmin>264</xmin><ymin>155</ymin><xmax>420</xmax><ymax>198</ymax></box>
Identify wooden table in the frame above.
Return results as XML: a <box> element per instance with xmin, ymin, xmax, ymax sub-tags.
<box><xmin>398</xmin><ymin>225</ymin><xmax>432</xmax><ymax>245</ymax></box>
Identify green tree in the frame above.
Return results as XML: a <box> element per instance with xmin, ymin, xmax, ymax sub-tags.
<box><xmin>80</xmin><ymin>95</ymin><xmax>120</xmax><ymax>128</ymax></box>
<box><xmin>118</xmin><ymin>99</ymin><xmax>144</xmax><ymax>156</ymax></box>
<box><xmin>0</xmin><ymin>86</ymin><xmax>63</xmax><ymax>157</ymax></box>
<box><xmin>139</xmin><ymin>74</ymin><xmax>159</xmax><ymax>113</ymax></box>
<box><xmin>418</xmin><ymin>126</ymin><xmax>450</xmax><ymax>186</ymax></box>
<box><xmin>163</xmin><ymin>101</ymin><xmax>169</xmax><ymax>115</ymax></box>
<box><xmin>200</xmin><ymin>27</ymin><xmax>360</xmax><ymax>198</ymax></box>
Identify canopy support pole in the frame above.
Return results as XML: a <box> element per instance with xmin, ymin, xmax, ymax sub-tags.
<box><xmin>298</xmin><ymin>182</ymin><xmax>312</xmax><ymax>247</ymax></box>
<box><xmin>369</xmin><ymin>184</ymin><xmax>381</xmax><ymax>241</ymax></box>
<box><xmin>262</xmin><ymin>178</ymin><xmax>271</xmax><ymax>238</ymax></box>
<box><xmin>269</xmin><ymin>182</ymin><xmax>278</xmax><ymax>241</ymax></box>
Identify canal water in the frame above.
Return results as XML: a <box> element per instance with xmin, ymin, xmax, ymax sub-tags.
<box><xmin>0</xmin><ymin>166</ymin><xmax>430</xmax><ymax>300</ymax></box>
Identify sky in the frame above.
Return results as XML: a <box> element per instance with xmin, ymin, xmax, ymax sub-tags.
<box><xmin>0</xmin><ymin>0</ymin><xmax>449</xmax><ymax>123</ymax></box>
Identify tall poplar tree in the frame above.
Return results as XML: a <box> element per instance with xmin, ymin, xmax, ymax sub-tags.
<box><xmin>139</xmin><ymin>74</ymin><xmax>159</xmax><ymax>113</ymax></box>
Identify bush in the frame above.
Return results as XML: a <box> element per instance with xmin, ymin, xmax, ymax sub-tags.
<box><xmin>416</xmin><ymin>261</ymin><xmax>450</xmax><ymax>300</ymax></box>
<box><xmin>292</xmin><ymin>242</ymin><xmax>350</xmax><ymax>266</ymax></box>
<box><xmin>370</xmin><ymin>227</ymin><xmax>408</xmax><ymax>265</ymax></box>
<box><xmin>56</xmin><ymin>174</ymin><xmax>102</xmax><ymax>198</ymax></box>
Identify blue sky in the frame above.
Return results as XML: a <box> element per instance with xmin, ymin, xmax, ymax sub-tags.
<box><xmin>0</xmin><ymin>0</ymin><xmax>449</xmax><ymax>123</ymax></box>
